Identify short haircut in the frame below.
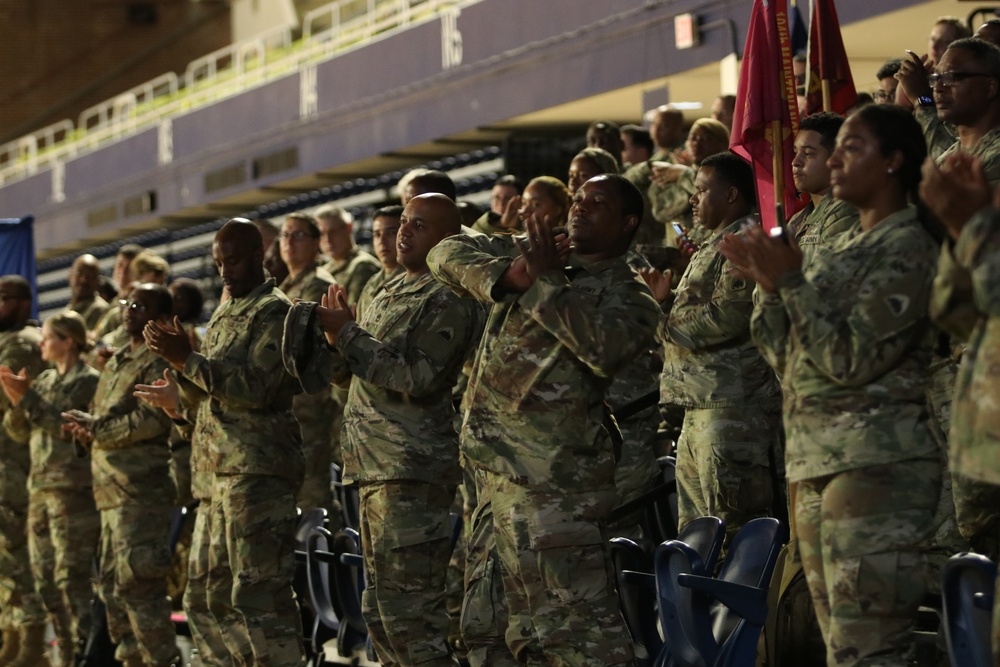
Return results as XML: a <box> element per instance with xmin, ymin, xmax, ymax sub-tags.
<box><xmin>876</xmin><ymin>59</ymin><xmax>903</xmax><ymax>80</ymax></box>
<box><xmin>132</xmin><ymin>282</ymin><xmax>173</xmax><ymax>318</ymax></box>
<box><xmin>946</xmin><ymin>37</ymin><xmax>1000</xmax><ymax>78</ymax></box>
<box><xmin>699</xmin><ymin>152</ymin><xmax>756</xmax><ymax>208</ymax></box>
<box><xmin>0</xmin><ymin>275</ymin><xmax>32</xmax><ymax>300</ymax></box>
<box><xmin>285</xmin><ymin>212</ymin><xmax>321</xmax><ymax>238</ymax></box>
<box><xmin>118</xmin><ymin>243</ymin><xmax>144</xmax><ymax>261</ymax></box>
<box><xmin>574</xmin><ymin>147</ymin><xmax>620</xmax><ymax>175</ymax></box>
<box><xmin>689</xmin><ymin>118</ymin><xmax>730</xmax><ymax>145</ymax></box>
<box><xmin>620</xmin><ymin>124</ymin><xmax>655</xmax><ymax>153</ymax></box>
<box><xmin>130</xmin><ymin>250</ymin><xmax>170</xmax><ymax>281</ymax></box>
<box><xmin>314</xmin><ymin>205</ymin><xmax>354</xmax><ymax>225</ymax></box>
<box><xmin>169</xmin><ymin>278</ymin><xmax>204</xmax><ymax>322</ymax></box>
<box><xmin>798</xmin><ymin>111</ymin><xmax>845</xmax><ymax>151</ymax></box>
<box><xmin>590</xmin><ymin>173</ymin><xmax>644</xmax><ymax>221</ymax></box>
<box><xmin>936</xmin><ymin>16</ymin><xmax>972</xmax><ymax>40</ymax></box>
<box><xmin>373</xmin><ymin>205</ymin><xmax>404</xmax><ymax>220</ymax></box>
<box><xmin>406</xmin><ymin>169</ymin><xmax>457</xmax><ymax>201</ymax></box>
<box><xmin>587</xmin><ymin>120</ymin><xmax>620</xmax><ymax>134</ymax></box>
<box><xmin>494</xmin><ymin>174</ymin><xmax>523</xmax><ymax>192</ymax></box>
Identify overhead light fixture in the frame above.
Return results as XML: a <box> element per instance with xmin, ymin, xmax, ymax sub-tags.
<box><xmin>670</xmin><ymin>102</ymin><xmax>704</xmax><ymax>110</ymax></box>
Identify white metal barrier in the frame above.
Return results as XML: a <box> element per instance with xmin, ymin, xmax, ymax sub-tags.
<box><xmin>0</xmin><ymin>0</ymin><xmax>472</xmax><ymax>187</ymax></box>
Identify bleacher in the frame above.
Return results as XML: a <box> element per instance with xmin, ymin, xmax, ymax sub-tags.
<box><xmin>34</xmin><ymin>146</ymin><xmax>502</xmax><ymax>320</ymax></box>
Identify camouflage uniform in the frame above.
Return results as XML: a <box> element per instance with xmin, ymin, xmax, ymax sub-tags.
<box><xmin>659</xmin><ymin>216</ymin><xmax>782</xmax><ymax>543</ymax></box>
<box><xmin>0</xmin><ymin>325</ymin><xmax>48</xmax><ymax>633</ymax></box>
<box><xmin>938</xmin><ymin>126</ymin><xmax>1000</xmax><ymax>184</ymax></box>
<box><xmin>751</xmin><ymin>193</ymin><xmax>859</xmax><ymax>378</ymax></box>
<box><xmin>914</xmin><ymin>105</ymin><xmax>957</xmax><ymax>161</ymax></box>
<box><xmin>624</xmin><ymin>151</ymin><xmax>677</xmax><ymax>248</ymax></box>
<box><xmin>928</xmin><ymin>206</ymin><xmax>1000</xmax><ymax>656</ymax></box>
<box><xmin>335</xmin><ymin>270</ymin><xmax>484</xmax><ymax>666</ymax></box>
<box><xmin>177</xmin><ymin>402</ymin><xmax>232</xmax><ymax>667</ymax></box>
<box><xmin>176</xmin><ymin>278</ymin><xmax>305</xmax><ymax>667</ymax></box>
<box><xmin>321</xmin><ymin>246</ymin><xmax>382</xmax><ymax>307</ymax></box>
<box><xmin>771</xmin><ymin>207</ymin><xmax>941</xmax><ymax>666</ymax></box>
<box><xmin>469</xmin><ymin>212</ymin><xmax>508</xmax><ymax>237</ymax></box>
<box><xmin>279</xmin><ymin>262</ymin><xmax>338</xmax><ymax>511</ymax></box>
<box><xmin>3</xmin><ymin>360</ymin><xmax>101</xmax><ymax>659</ymax></box>
<box><xmin>90</xmin><ymin>343</ymin><xmax>178</xmax><ymax>666</ymax></box>
<box><xmin>428</xmin><ymin>233</ymin><xmax>659</xmax><ymax>666</ymax></box>
<box><xmin>92</xmin><ymin>303</ymin><xmax>122</xmax><ymax>340</ymax></box>
<box><xmin>648</xmin><ymin>165</ymin><xmax>696</xmax><ymax>242</ymax></box>
<box><xmin>356</xmin><ymin>266</ymin><xmax>404</xmax><ymax>320</ymax></box>
<box><xmin>68</xmin><ymin>295</ymin><xmax>110</xmax><ymax>331</ymax></box>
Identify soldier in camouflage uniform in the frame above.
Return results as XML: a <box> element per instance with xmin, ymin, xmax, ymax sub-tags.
<box><xmin>0</xmin><ymin>311</ymin><xmax>101</xmax><ymax>667</ymax></box>
<box><xmin>750</xmin><ymin>112</ymin><xmax>859</xmax><ymax>379</ymax></box>
<box><xmin>624</xmin><ymin>105</ymin><xmax>687</xmax><ymax>248</ymax></box>
<box><xmin>643</xmin><ymin>153</ymin><xmax>781</xmax><ymax>545</ymax></box>
<box><xmin>66</xmin><ymin>254</ymin><xmax>110</xmax><ymax>330</ymax></box>
<box><xmin>64</xmin><ymin>284</ymin><xmax>179</xmax><ymax>667</ymax></box>
<box><xmin>356</xmin><ymin>206</ymin><xmax>404</xmax><ymax>322</ymax></box>
<box><xmin>724</xmin><ymin>105</ymin><xmax>942</xmax><ymax>667</ymax></box>
<box><xmin>429</xmin><ymin>174</ymin><xmax>659</xmax><ymax>666</ymax></box>
<box><xmin>0</xmin><ymin>276</ymin><xmax>49</xmax><ymax>665</ymax></box>
<box><xmin>317</xmin><ymin>205</ymin><xmax>382</xmax><ymax>307</ymax></box>
<box><xmin>313</xmin><ymin>194</ymin><xmax>484</xmax><ymax>666</ymax></box>
<box><xmin>146</xmin><ymin>219</ymin><xmax>305</xmax><ymax>666</ymax></box>
<box><xmin>278</xmin><ymin>212</ymin><xmax>339</xmax><ymax>511</ymax></box>
<box><xmin>920</xmin><ymin>150</ymin><xmax>1000</xmax><ymax>656</ymax></box>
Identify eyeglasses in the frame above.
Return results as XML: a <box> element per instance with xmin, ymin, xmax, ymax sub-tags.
<box><xmin>928</xmin><ymin>71</ymin><xmax>994</xmax><ymax>88</ymax></box>
<box><xmin>873</xmin><ymin>90</ymin><xmax>896</xmax><ymax>102</ymax></box>
<box><xmin>118</xmin><ymin>299</ymin><xmax>149</xmax><ymax>313</ymax></box>
<box><xmin>278</xmin><ymin>230</ymin><xmax>318</xmax><ymax>243</ymax></box>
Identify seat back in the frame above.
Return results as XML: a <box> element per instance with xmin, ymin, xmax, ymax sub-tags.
<box><xmin>710</xmin><ymin>517</ymin><xmax>786</xmax><ymax>666</ymax></box>
<box><xmin>655</xmin><ymin>538</ymin><xmax>718</xmax><ymax>667</ymax></box>
<box><xmin>610</xmin><ymin>537</ymin><xmax>659</xmax><ymax>666</ymax></box>
<box><xmin>676</xmin><ymin>516</ymin><xmax>725</xmax><ymax>575</ymax></box>
<box><xmin>305</xmin><ymin>525</ymin><xmax>341</xmax><ymax>651</ymax></box>
<box><xmin>332</xmin><ymin>527</ymin><xmax>368</xmax><ymax>657</ymax></box>
<box><xmin>942</xmin><ymin>552</ymin><xmax>997</xmax><ymax>667</ymax></box>
<box><xmin>650</xmin><ymin>456</ymin><xmax>679</xmax><ymax>544</ymax></box>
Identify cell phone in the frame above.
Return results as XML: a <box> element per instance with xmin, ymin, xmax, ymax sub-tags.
<box><xmin>769</xmin><ymin>225</ymin><xmax>789</xmax><ymax>244</ymax></box>
<box><xmin>671</xmin><ymin>222</ymin><xmax>686</xmax><ymax>238</ymax></box>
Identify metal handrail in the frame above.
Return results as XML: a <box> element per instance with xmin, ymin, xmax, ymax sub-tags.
<box><xmin>0</xmin><ymin>0</ymin><xmax>468</xmax><ymax>187</ymax></box>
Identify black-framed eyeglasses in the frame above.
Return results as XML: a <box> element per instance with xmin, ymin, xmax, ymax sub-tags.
<box><xmin>278</xmin><ymin>230</ymin><xmax>318</xmax><ymax>242</ymax></box>
<box><xmin>928</xmin><ymin>71</ymin><xmax>994</xmax><ymax>88</ymax></box>
<box><xmin>873</xmin><ymin>89</ymin><xmax>896</xmax><ymax>102</ymax></box>
<box><xmin>118</xmin><ymin>299</ymin><xmax>149</xmax><ymax>313</ymax></box>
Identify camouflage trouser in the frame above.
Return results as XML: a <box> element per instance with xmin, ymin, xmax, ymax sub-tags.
<box><xmin>951</xmin><ymin>472</ymin><xmax>1000</xmax><ymax>560</ymax></box>
<box><xmin>475</xmin><ymin>468</ymin><xmax>634</xmax><ymax>667</ymax></box>
<box><xmin>445</xmin><ymin>467</ymin><xmax>477</xmax><ymax>659</ymax></box>
<box><xmin>0</xmin><ymin>495</ymin><xmax>47</xmax><ymax>627</ymax></box>
<box><xmin>28</xmin><ymin>486</ymin><xmax>100</xmax><ymax>648</ymax></box>
<box><xmin>796</xmin><ymin>459</ymin><xmax>940</xmax><ymax>667</ymax></box>
<box><xmin>358</xmin><ymin>480</ymin><xmax>456</xmax><ymax>666</ymax></box>
<box><xmin>607</xmin><ymin>407</ymin><xmax>661</xmax><ymax>544</ymax></box>
<box><xmin>675</xmin><ymin>404</ymin><xmax>780</xmax><ymax>544</ymax></box>
<box><xmin>182</xmin><ymin>499</ymin><xmax>232</xmax><ymax>667</ymax></box>
<box><xmin>99</xmin><ymin>505</ymin><xmax>178</xmax><ymax>665</ymax></box>
<box><xmin>207</xmin><ymin>474</ymin><xmax>304</xmax><ymax>667</ymax></box>
<box><xmin>293</xmin><ymin>390</ymin><xmax>335</xmax><ymax>512</ymax></box>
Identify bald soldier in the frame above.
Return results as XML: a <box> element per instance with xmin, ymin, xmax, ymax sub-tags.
<box><xmin>66</xmin><ymin>254</ymin><xmax>109</xmax><ymax>330</ymax></box>
<box><xmin>145</xmin><ymin>219</ymin><xmax>305</xmax><ymax>666</ymax></box>
<box><xmin>315</xmin><ymin>194</ymin><xmax>484</xmax><ymax>666</ymax></box>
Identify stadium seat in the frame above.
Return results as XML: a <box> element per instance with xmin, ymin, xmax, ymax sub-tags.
<box><xmin>942</xmin><ymin>552</ymin><xmax>997</xmax><ymax>667</ymax></box>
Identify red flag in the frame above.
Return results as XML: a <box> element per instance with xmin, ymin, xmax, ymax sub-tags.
<box><xmin>730</xmin><ymin>0</ymin><xmax>804</xmax><ymax>232</ymax></box>
<box><xmin>805</xmin><ymin>0</ymin><xmax>857</xmax><ymax>115</ymax></box>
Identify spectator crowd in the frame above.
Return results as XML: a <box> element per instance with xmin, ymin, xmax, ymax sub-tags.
<box><xmin>1</xmin><ymin>12</ymin><xmax>1000</xmax><ymax>667</ymax></box>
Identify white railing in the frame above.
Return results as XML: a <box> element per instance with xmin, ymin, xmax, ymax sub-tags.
<box><xmin>0</xmin><ymin>0</ymin><xmax>471</xmax><ymax>188</ymax></box>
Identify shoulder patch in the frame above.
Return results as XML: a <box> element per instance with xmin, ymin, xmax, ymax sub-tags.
<box><xmin>885</xmin><ymin>294</ymin><xmax>910</xmax><ymax>317</ymax></box>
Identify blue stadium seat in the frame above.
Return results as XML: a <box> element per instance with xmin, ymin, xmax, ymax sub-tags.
<box><xmin>942</xmin><ymin>552</ymin><xmax>997</xmax><ymax>667</ymax></box>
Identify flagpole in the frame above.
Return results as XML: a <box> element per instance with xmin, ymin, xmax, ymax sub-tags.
<box><xmin>770</xmin><ymin>119</ymin><xmax>786</xmax><ymax>227</ymax></box>
<box><xmin>822</xmin><ymin>79</ymin><xmax>831</xmax><ymax>111</ymax></box>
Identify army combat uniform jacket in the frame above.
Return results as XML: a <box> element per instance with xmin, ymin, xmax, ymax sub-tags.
<box><xmin>659</xmin><ymin>216</ymin><xmax>780</xmax><ymax>409</ymax></box>
<box><xmin>752</xmin><ymin>194</ymin><xmax>860</xmax><ymax>377</ymax></box>
<box><xmin>322</xmin><ymin>247</ymin><xmax>382</xmax><ymax>307</ymax></box>
<box><xmin>178</xmin><ymin>279</ymin><xmax>303</xmax><ymax>484</ymax></box>
<box><xmin>337</xmin><ymin>271</ymin><xmax>485</xmax><ymax>486</ymax></box>
<box><xmin>90</xmin><ymin>343</ymin><xmax>174</xmax><ymax>510</ymax></box>
<box><xmin>0</xmin><ymin>326</ymin><xmax>46</xmax><ymax>506</ymax></box>
<box><xmin>428</xmin><ymin>233</ymin><xmax>660</xmax><ymax>493</ymax></box>
<box><xmin>931</xmin><ymin>207</ymin><xmax>1000</xmax><ymax>487</ymax></box>
<box><xmin>5</xmin><ymin>360</ymin><xmax>99</xmax><ymax>492</ymax></box>
<box><xmin>768</xmin><ymin>207</ymin><xmax>940</xmax><ymax>482</ymax></box>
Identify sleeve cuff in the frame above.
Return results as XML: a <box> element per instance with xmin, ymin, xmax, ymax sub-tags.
<box><xmin>335</xmin><ymin>320</ymin><xmax>365</xmax><ymax>354</ymax></box>
<box><xmin>775</xmin><ymin>269</ymin><xmax>806</xmax><ymax>294</ymax></box>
